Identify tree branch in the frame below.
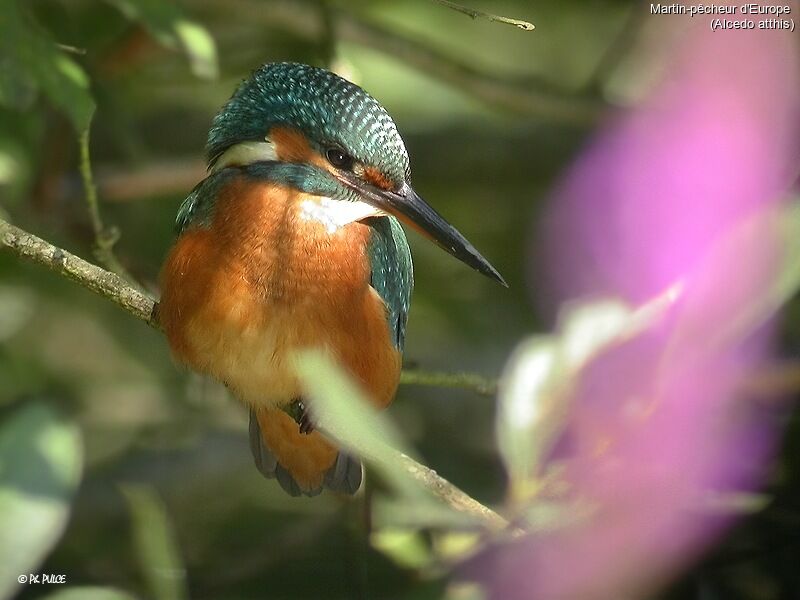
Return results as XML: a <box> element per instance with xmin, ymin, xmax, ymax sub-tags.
<box><xmin>1</xmin><ymin>216</ymin><xmax>508</xmax><ymax>531</ymax></box>
<box><xmin>432</xmin><ymin>0</ymin><xmax>535</xmax><ymax>31</ymax></box>
<box><xmin>0</xmin><ymin>218</ymin><xmax>158</xmax><ymax>328</ymax></box>
<box><xmin>395</xmin><ymin>451</ymin><xmax>508</xmax><ymax>530</ymax></box>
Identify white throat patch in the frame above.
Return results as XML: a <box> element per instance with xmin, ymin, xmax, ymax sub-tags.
<box><xmin>298</xmin><ymin>198</ymin><xmax>381</xmax><ymax>234</ymax></box>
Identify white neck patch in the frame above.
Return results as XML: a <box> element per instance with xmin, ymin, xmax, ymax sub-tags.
<box><xmin>298</xmin><ymin>198</ymin><xmax>381</xmax><ymax>234</ymax></box>
<box><xmin>211</xmin><ymin>140</ymin><xmax>278</xmax><ymax>173</ymax></box>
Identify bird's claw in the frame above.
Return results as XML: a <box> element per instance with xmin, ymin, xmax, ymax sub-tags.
<box><xmin>289</xmin><ymin>398</ymin><xmax>315</xmax><ymax>435</ymax></box>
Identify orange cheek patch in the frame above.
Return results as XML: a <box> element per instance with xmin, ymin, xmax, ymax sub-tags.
<box><xmin>270</xmin><ymin>126</ymin><xmax>328</xmax><ymax>170</ymax></box>
<box><xmin>269</xmin><ymin>126</ymin><xmax>396</xmax><ymax>195</ymax></box>
<box><xmin>363</xmin><ymin>166</ymin><xmax>394</xmax><ymax>191</ymax></box>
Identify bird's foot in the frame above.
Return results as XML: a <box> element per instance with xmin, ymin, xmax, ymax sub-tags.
<box><xmin>288</xmin><ymin>398</ymin><xmax>315</xmax><ymax>435</ymax></box>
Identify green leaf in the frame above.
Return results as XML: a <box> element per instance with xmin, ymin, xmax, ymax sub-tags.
<box><xmin>444</xmin><ymin>582</ymin><xmax>487</xmax><ymax>600</ymax></box>
<box><xmin>373</xmin><ymin>497</ymin><xmax>481</xmax><ymax>530</ymax></box>
<box><xmin>0</xmin><ymin>3</ymin><xmax>95</xmax><ymax>131</ymax></box>
<box><xmin>121</xmin><ymin>485</ymin><xmax>187</xmax><ymax>600</ymax></box>
<box><xmin>0</xmin><ymin>55</ymin><xmax>37</xmax><ymax>110</ymax></box>
<box><xmin>0</xmin><ymin>403</ymin><xmax>83</xmax><ymax>600</ymax></box>
<box><xmin>295</xmin><ymin>351</ymin><xmax>504</xmax><ymax>529</ymax></box>
<box><xmin>496</xmin><ymin>337</ymin><xmax>561</xmax><ymax>499</ymax></box>
<box><xmin>40</xmin><ymin>587</ymin><xmax>139</xmax><ymax>600</ymax></box>
<box><xmin>294</xmin><ymin>350</ymin><xmax>429</xmax><ymax>501</ymax></box>
<box><xmin>431</xmin><ymin>531</ymin><xmax>481</xmax><ymax>561</ymax></box>
<box><xmin>173</xmin><ymin>20</ymin><xmax>218</xmax><ymax>81</ymax></box>
<box><xmin>370</xmin><ymin>528</ymin><xmax>432</xmax><ymax>569</ymax></box>
<box><xmin>105</xmin><ymin>0</ymin><xmax>218</xmax><ymax>79</ymax></box>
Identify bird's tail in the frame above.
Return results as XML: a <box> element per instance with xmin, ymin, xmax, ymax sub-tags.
<box><xmin>249</xmin><ymin>408</ymin><xmax>362</xmax><ymax>496</ymax></box>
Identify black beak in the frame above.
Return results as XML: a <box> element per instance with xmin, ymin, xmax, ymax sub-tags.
<box><xmin>336</xmin><ymin>175</ymin><xmax>507</xmax><ymax>287</ymax></box>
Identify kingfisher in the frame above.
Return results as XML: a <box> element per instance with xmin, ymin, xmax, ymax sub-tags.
<box><xmin>159</xmin><ymin>62</ymin><xmax>505</xmax><ymax>497</ymax></box>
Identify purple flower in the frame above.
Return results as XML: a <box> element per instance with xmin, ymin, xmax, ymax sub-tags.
<box><xmin>477</xmin><ymin>21</ymin><xmax>799</xmax><ymax>600</ymax></box>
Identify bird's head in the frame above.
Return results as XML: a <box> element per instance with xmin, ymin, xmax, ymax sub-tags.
<box><xmin>206</xmin><ymin>62</ymin><xmax>505</xmax><ymax>286</ymax></box>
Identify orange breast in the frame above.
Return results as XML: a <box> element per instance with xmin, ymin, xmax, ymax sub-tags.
<box><xmin>159</xmin><ymin>175</ymin><xmax>401</xmax><ymax>490</ymax></box>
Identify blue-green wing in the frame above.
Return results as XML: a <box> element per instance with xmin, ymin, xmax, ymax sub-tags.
<box><xmin>366</xmin><ymin>216</ymin><xmax>413</xmax><ymax>351</ymax></box>
<box><xmin>175</xmin><ymin>170</ymin><xmax>236</xmax><ymax>233</ymax></box>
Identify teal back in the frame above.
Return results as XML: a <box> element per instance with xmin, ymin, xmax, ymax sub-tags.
<box><xmin>365</xmin><ymin>216</ymin><xmax>413</xmax><ymax>351</ymax></box>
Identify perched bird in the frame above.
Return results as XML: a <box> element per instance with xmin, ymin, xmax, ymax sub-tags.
<box><xmin>159</xmin><ymin>62</ymin><xmax>504</xmax><ymax>497</ymax></box>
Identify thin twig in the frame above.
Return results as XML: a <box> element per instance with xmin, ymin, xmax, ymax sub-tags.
<box><xmin>78</xmin><ymin>127</ymin><xmax>141</xmax><ymax>288</ymax></box>
<box><xmin>400</xmin><ymin>370</ymin><xmax>497</xmax><ymax>396</ymax></box>
<box><xmin>1</xmin><ymin>216</ymin><xmax>508</xmax><ymax>532</ymax></box>
<box><xmin>57</xmin><ymin>43</ymin><xmax>87</xmax><ymax>55</ymax></box>
<box><xmin>79</xmin><ymin>129</ymin><xmax>102</xmax><ymax>236</ymax></box>
<box><xmin>433</xmin><ymin>0</ymin><xmax>535</xmax><ymax>31</ymax></box>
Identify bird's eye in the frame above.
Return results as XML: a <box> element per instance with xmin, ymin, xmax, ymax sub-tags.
<box><xmin>326</xmin><ymin>147</ymin><xmax>354</xmax><ymax>170</ymax></box>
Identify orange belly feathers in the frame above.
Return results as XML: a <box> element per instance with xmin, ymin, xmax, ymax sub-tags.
<box><xmin>159</xmin><ymin>175</ymin><xmax>400</xmax><ymax>492</ymax></box>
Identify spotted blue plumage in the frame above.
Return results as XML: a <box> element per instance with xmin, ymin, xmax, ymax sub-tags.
<box><xmin>207</xmin><ymin>62</ymin><xmax>410</xmax><ymax>186</ymax></box>
<box><xmin>366</xmin><ymin>216</ymin><xmax>413</xmax><ymax>351</ymax></box>
<box><xmin>179</xmin><ymin>63</ymin><xmax>415</xmax><ymax>238</ymax></box>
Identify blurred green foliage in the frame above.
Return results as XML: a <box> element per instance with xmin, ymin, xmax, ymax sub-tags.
<box><xmin>0</xmin><ymin>2</ymin><xmax>94</xmax><ymax>131</ymax></box>
<box><xmin>1</xmin><ymin>1</ymin><xmax>799</xmax><ymax>599</ymax></box>
<box><xmin>0</xmin><ymin>403</ymin><xmax>81</xmax><ymax>599</ymax></box>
